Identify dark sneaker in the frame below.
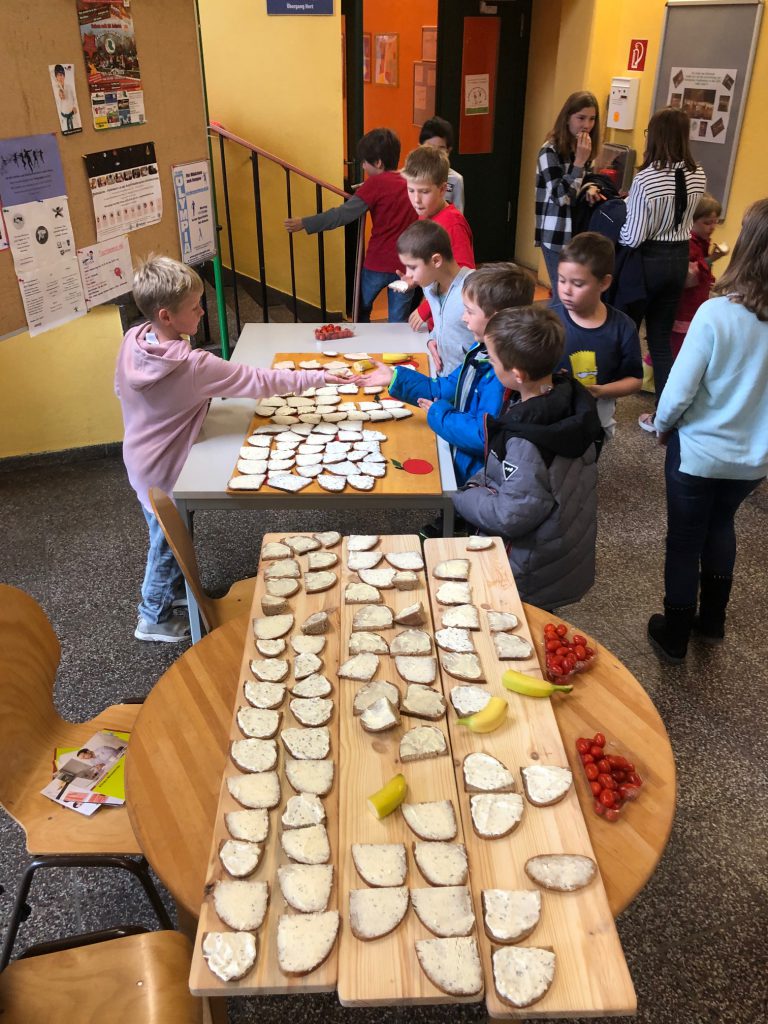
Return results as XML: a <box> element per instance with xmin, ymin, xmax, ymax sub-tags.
<box><xmin>134</xmin><ymin>615</ymin><xmax>191</xmax><ymax>643</ymax></box>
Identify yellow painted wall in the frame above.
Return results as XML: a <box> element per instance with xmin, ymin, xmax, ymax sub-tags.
<box><xmin>0</xmin><ymin>307</ymin><xmax>124</xmax><ymax>457</ymax></box>
<box><xmin>197</xmin><ymin>0</ymin><xmax>346</xmax><ymax>313</ymax></box>
<box><xmin>515</xmin><ymin>0</ymin><xmax>767</xmax><ymax>280</ymax></box>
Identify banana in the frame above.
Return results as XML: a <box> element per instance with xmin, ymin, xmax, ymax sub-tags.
<box><xmin>367</xmin><ymin>772</ymin><xmax>407</xmax><ymax>819</ymax></box>
<box><xmin>502</xmin><ymin>669</ymin><xmax>573</xmax><ymax>698</ymax></box>
<box><xmin>382</xmin><ymin>352</ymin><xmax>409</xmax><ymax>364</ymax></box>
<box><xmin>457</xmin><ymin>695</ymin><xmax>508</xmax><ymax>733</ymax></box>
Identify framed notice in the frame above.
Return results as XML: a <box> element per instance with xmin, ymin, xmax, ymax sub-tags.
<box><xmin>362</xmin><ymin>34</ymin><xmax>371</xmax><ymax>83</ymax></box>
<box><xmin>267</xmin><ymin>0</ymin><xmax>334</xmax><ymax>13</ymax></box>
<box><xmin>413</xmin><ymin>61</ymin><xmax>436</xmax><ymax>126</ymax></box>
<box><xmin>374</xmin><ymin>34</ymin><xmax>398</xmax><ymax>87</ymax></box>
<box><xmin>422</xmin><ymin>26</ymin><xmax>437</xmax><ymax>62</ymax></box>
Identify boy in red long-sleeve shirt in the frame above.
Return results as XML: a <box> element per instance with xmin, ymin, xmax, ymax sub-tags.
<box><xmin>402</xmin><ymin>146</ymin><xmax>475</xmax><ymax>339</ymax></box>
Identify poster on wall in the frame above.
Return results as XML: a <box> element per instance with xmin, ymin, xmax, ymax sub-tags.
<box><xmin>374</xmin><ymin>34</ymin><xmax>398</xmax><ymax>86</ymax></box>
<box><xmin>0</xmin><ymin>211</ymin><xmax>8</xmax><ymax>252</ymax></box>
<box><xmin>0</xmin><ymin>134</ymin><xmax>67</xmax><ymax>206</ymax></box>
<box><xmin>77</xmin><ymin>235</ymin><xmax>132</xmax><ymax>310</ymax></box>
<box><xmin>85</xmin><ymin>143</ymin><xmax>162</xmax><ymax>241</ymax></box>
<box><xmin>666</xmin><ymin>67</ymin><xmax>738</xmax><ymax>144</ymax></box>
<box><xmin>172</xmin><ymin>160</ymin><xmax>216</xmax><ymax>266</ymax></box>
<box><xmin>1</xmin><ymin>196</ymin><xmax>86</xmax><ymax>337</ymax></box>
<box><xmin>464</xmin><ymin>74</ymin><xmax>490</xmax><ymax>116</ymax></box>
<box><xmin>412</xmin><ymin>62</ymin><xmax>436</xmax><ymax>127</ymax></box>
<box><xmin>77</xmin><ymin>0</ymin><xmax>145</xmax><ymax>131</ymax></box>
<box><xmin>49</xmin><ymin>64</ymin><xmax>83</xmax><ymax>136</ymax></box>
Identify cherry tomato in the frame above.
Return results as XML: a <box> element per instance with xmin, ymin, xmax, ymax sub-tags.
<box><xmin>593</xmin><ymin>799</ymin><xmax>606</xmax><ymax>816</ymax></box>
<box><xmin>572</xmin><ymin>634</ymin><xmax>587</xmax><ymax>646</ymax></box>
<box><xmin>599</xmin><ymin>789</ymin><xmax>617</xmax><ymax>807</ymax></box>
<box><xmin>624</xmin><ymin>763</ymin><xmax>636</xmax><ymax>774</ymax></box>
<box><xmin>589</xmin><ymin>781</ymin><xmax>602</xmax><ymax>796</ymax></box>
<box><xmin>590</xmin><ymin>746</ymin><xmax>605</xmax><ymax>760</ymax></box>
<box><xmin>612</xmin><ymin>769</ymin><xmax>627</xmax><ymax>783</ymax></box>
<box><xmin>627</xmin><ymin>772</ymin><xmax>643</xmax><ymax>787</ymax></box>
<box><xmin>551</xmin><ymin>657</ymin><xmax>565</xmax><ymax>673</ymax></box>
<box><xmin>555</xmin><ymin>623</ymin><xmax>568</xmax><ymax>637</ymax></box>
<box><xmin>575</xmin><ymin>738</ymin><xmax>591</xmax><ymax>754</ymax></box>
<box><xmin>574</xmin><ymin>644</ymin><xmax>587</xmax><ymax>661</ymax></box>
<box><xmin>546</xmin><ymin>639</ymin><xmax>560</xmax><ymax>653</ymax></box>
<box><xmin>604</xmin><ymin>807</ymin><xmax>621</xmax><ymax>822</ymax></box>
<box><xmin>580</xmin><ymin>753</ymin><xmax>595</xmax><ymax>765</ymax></box>
<box><xmin>584</xmin><ymin>646</ymin><xmax>595</xmax><ymax>659</ymax></box>
<box><xmin>564</xmin><ymin>654</ymin><xmax>577</xmax><ymax>671</ymax></box>
<box><xmin>544</xmin><ymin>622</ymin><xmax>557</xmax><ymax>634</ymax></box>
<box><xmin>596</xmin><ymin>758</ymin><xmax>611</xmax><ymax>773</ymax></box>
<box><xmin>598</xmin><ymin>773</ymin><xmax>617</xmax><ymax>790</ymax></box>
<box><xmin>593</xmin><ymin>733</ymin><xmax>606</xmax><ymax>748</ymax></box>
<box><xmin>607</xmin><ymin>755</ymin><xmax>629</xmax><ymax>769</ymax></box>
<box><xmin>584</xmin><ymin>763</ymin><xmax>599</xmax><ymax>781</ymax></box>
<box><xmin>555</xmin><ymin>646</ymin><xmax>569</xmax><ymax>657</ymax></box>
<box><xmin>619</xmin><ymin>784</ymin><xmax>641</xmax><ymax>801</ymax></box>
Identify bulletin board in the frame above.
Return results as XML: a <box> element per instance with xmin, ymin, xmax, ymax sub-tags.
<box><xmin>650</xmin><ymin>0</ymin><xmax>763</xmax><ymax>214</ymax></box>
<box><xmin>0</xmin><ymin>0</ymin><xmax>209</xmax><ymax>339</ymax></box>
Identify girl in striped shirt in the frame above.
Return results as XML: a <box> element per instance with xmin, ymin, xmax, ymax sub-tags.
<box><xmin>619</xmin><ymin>107</ymin><xmax>706</xmax><ymax>430</ymax></box>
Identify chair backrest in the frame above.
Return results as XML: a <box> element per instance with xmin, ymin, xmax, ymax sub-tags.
<box><xmin>148</xmin><ymin>488</ymin><xmax>218</xmax><ymax>630</ymax></box>
<box><xmin>0</xmin><ymin>585</ymin><xmax>64</xmax><ymax>813</ymax></box>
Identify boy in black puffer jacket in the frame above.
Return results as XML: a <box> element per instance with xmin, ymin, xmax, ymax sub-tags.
<box><xmin>453</xmin><ymin>306</ymin><xmax>603</xmax><ymax>609</ymax></box>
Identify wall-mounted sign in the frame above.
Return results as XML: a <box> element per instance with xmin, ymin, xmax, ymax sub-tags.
<box><xmin>666</xmin><ymin>66</ymin><xmax>738</xmax><ymax>145</ymax></box>
<box><xmin>77</xmin><ymin>0</ymin><xmax>145</xmax><ymax>130</ymax></box>
<box><xmin>628</xmin><ymin>39</ymin><xmax>648</xmax><ymax>72</ymax></box>
<box><xmin>85</xmin><ymin>142</ymin><xmax>162</xmax><ymax>241</ymax></box>
<box><xmin>173</xmin><ymin>160</ymin><xmax>216</xmax><ymax>266</ymax></box>
<box><xmin>266</xmin><ymin>0</ymin><xmax>334</xmax><ymax>14</ymax></box>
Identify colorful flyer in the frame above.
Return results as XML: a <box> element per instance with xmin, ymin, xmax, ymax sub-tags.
<box><xmin>172</xmin><ymin>159</ymin><xmax>217</xmax><ymax>265</ymax></box>
<box><xmin>0</xmin><ymin>210</ymin><xmax>8</xmax><ymax>252</ymax></box>
<box><xmin>77</xmin><ymin>234</ymin><xmax>132</xmax><ymax>309</ymax></box>
<box><xmin>41</xmin><ymin>730</ymin><xmax>129</xmax><ymax>818</ymax></box>
<box><xmin>1</xmin><ymin>197</ymin><xmax>86</xmax><ymax>336</ymax></box>
<box><xmin>85</xmin><ymin>142</ymin><xmax>162</xmax><ymax>241</ymax></box>
<box><xmin>49</xmin><ymin>63</ymin><xmax>83</xmax><ymax>136</ymax></box>
<box><xmin>666</xmin><ymin>67</ymin><xmax>738</xmax><ymax>145</ymax></box>
<box><xmin>77</xmin><ymin>0</ymin><xmax>145</xmax><ymax>130</ymax></box>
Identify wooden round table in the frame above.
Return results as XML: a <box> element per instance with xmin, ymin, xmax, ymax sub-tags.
<box><xmin>126</xmin><ymin>609</ymin><xmax>675</xmax><ymax>924</ymax></box>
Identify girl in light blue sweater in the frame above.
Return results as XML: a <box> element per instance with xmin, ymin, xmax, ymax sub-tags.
<box><xmin>648</xmin><ymin>198</ymin><xmax>768</xmax><ymax>663</ymax></box>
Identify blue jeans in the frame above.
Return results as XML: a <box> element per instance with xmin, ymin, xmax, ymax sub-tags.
<box><xmin>540</xmin><ymin>246</ymin><xmax>561</xmax><ymax>294</ymax></box>
<box><xmin>663</xmin><ymin>431</ymin><xmax>762</xmax><ymax>606</ymax></box>
<box><xmin>138</xmin><ymin>506</ymin><xmax>184</xmax><ymax>623</ymax></box>
<box><xmin>359</xmin><ymin>267</ymin><xmax>412</xmax><ymax>323</ymax></box>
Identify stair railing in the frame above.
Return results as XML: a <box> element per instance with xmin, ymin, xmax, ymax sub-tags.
<box><xmin>207</xmin><ymin>122</ymin><xmax>365</xmax><ymax>350</ymax></box>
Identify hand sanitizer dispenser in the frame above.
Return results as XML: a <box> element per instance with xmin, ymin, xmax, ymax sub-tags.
<box><xmin>607</xmin><ymin>77</ymin><xmax>640</xmax><ymax>131</ymax></box>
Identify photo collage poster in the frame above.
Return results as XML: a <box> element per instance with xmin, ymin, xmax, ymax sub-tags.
<box><xmin>667</xmin><ymin>67</ymin><xmax>738</xmax><ymax>145</ymax></box>
<box><xmin>77</xmin><ymin>0</ymin><xmax>145</xmax><ymax>131</ymax></box>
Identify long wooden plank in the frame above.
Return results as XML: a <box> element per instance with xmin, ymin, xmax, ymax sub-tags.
<box><xmin>423</xmin><ymin>538</ymin><xmax>636</xmax><ymax>1018</ymax></box>
<box><xmin>189</xmin><ymin>532</ymin><xmax>342</xmax><ymax>996</ymax></box>
<box><xmin>227</xmin><ymin>353</ymin><xmax>442</xmax><ymax>497</ymax></box>
<box><xmin>336</xmin><ymin>534</ymin><xmax>484</xmax><ymax>1007</ymax></box>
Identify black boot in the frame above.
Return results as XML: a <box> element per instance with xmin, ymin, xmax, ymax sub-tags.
<box><xmin>692</xmin><ymin>572</ymin><xmax>732</xmax><ymax>644</ymax></box>
<box><xmin>647</xmin><ymin>604</ymin><xmax>696</xmax><ymax>664</ymax></box>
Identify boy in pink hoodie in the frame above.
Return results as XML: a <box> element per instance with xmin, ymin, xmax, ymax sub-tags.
<box><xmin>115</xmin><ymin>256</ymin><xmax>333</xmax><ymax>642</ymax></box>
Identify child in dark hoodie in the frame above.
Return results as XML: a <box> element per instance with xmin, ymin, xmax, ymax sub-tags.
<box><xmin>453</xmin><ymin>305</ymin><xmax>603</xmax><ymax>609</ymax></box>
<box><xmin>115</xmin><ymin>255</ymin><xmax>340</xmax><ymax>643</ymax></box>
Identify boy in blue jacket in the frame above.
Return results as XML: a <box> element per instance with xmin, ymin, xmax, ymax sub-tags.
<box><xmin>363</xmin><ymin>261</ymin><xmax>535</xmax><ymax>486</ymax></box>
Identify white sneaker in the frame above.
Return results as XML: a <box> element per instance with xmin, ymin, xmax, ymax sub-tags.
<box><xmin>134</xmin><ymin>615</ymin><xmax>190</xmax><ymax>643</ymax></box>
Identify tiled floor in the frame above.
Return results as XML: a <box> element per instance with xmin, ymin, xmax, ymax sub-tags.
<box><xmin>0</xmin><ymin>391</ymin><xmax>766</xmax><ymax>1023</ymax></box>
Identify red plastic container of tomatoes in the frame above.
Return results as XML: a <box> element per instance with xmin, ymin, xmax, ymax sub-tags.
<box><xmin>575</xmin><ymin>732</ymin><xmax>644</xmax><ymax>822</ymax></box>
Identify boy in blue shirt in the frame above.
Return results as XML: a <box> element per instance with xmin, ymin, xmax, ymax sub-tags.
<box><xmin>552</xmin><ymin>232</ymin><xmax>642</xmax><ymax>440</ymax></box>
<box><xmin>363</xmin><ymin>260</ymin><xmax>535</xmax><ymax>486</ymax></box>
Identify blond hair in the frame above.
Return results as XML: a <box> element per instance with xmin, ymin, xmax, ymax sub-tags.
<box><xmin>132</xmin><ymin>254</ymin><xmax>203</xmax><ymax>321</ymax></box>
<box><xmin>402</xmin><ymin>145</ymin><xmax>449</xmax><ymax>186</ymax></box>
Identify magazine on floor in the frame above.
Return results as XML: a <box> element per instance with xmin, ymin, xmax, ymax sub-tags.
<box><xmin>40</xmin><ymin>730</ymin><xmax>129</xmax><ymax>817</ymax></box>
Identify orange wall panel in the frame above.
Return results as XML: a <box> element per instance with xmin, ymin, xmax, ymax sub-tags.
<box><xmin>363</xmin><ymin>0</ymin><xmax>439</xmax><ymax>158</ymax></box>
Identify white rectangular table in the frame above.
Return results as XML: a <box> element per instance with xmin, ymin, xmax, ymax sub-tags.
<box><xmin>173</xmin><ymin>323</ymin><xmax>458</xmax><ymax>640</ymax></box>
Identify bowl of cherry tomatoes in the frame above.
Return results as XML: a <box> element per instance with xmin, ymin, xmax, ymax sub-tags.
<box><xmin>575</xmin><ymin>732</ymin><xmax>644</xmax><ymax>823</ymax></box>
<box><xmin>542</xmin><ymin>621</ymin><xmax>596</xmax><ymax>683</ymax></box>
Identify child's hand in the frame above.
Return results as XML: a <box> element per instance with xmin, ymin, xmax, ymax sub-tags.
<box><xmin>417</xmin><ymin>398</ymin><xmax>434</xmax><ymax>412</ymax></box>
<box><xmin>427</xmin><ymin>338</ymin><xmax>443</xmax><ymax>374</ymax></box>
<box><xmin>284</xmin><ymin>218</ymin><xmax>305</xmax><ymax>233</ymax></box>
<box><xmin>685</xmin><ymin>262</ymin><xmax>699</xmax><ymax>288</ymax></box>
<box><xmin>324</xmin><ymin>371</ymin><xmax>362</xmax><ymax>385</ymax></box>
<box><xmin>586</xmin><ymin>384</ymin><xmax>603</xmax><ymax>398</ymax></box>
<box><xmin>409</xmin><ymin>310</ymin><xmax>426</xmax><ymax>331</ymax></box>
<box><xmin>574</xmin><ymin>130</ymin><xmax>592</xmax><ymax>168</ymax></box>
<box><xmin>360</xmin><ymin>361</ymin><xmax>395</xmax><ymax>388</ymax></box>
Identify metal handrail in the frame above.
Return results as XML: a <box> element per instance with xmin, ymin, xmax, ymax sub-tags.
<box><xmin>206</xmin><ymin>121</ymin><xmax>365</xmax><ymax>344</ymax></box>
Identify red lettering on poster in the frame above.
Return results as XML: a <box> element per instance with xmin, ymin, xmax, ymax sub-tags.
<box><xmin>628</xmin><ymin>39</ymin><xmax>648</xmax><ymax>72</ymax></box>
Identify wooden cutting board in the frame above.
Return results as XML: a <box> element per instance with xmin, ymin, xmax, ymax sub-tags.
<box><xmin>336</xmin><ymin>534</ymin><xmax>484</xmax><ymax>1007</ymax></box>
<box><xmin>227</xmin><ymin>353</ymin><xmax>442</xmax><ymax>497</ymax></box>
<box><xmin>423</xmin><ymin>537</ymin><xmax>636</xmax><ymax>1018</ymax></box>
<box><xmin>189</xmin><ymin>532</ymin><xmax>342</xmax><ymax>997</ymax></box>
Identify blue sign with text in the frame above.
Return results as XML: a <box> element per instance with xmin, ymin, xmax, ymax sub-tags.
<box><xmin>267</xmin><ymin>0</ymin><xmax>333</xmax><ymax>13</ymax></box>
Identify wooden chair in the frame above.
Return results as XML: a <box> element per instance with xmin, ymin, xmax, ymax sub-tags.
<box><xmin>0</xmin><ymin>928</ymin><xmax>204</xmax><ymax>1024</ymax></box>
<box><xmin>149</xmin><ymin>487</ymin><xmax>256</xmax><ymax>632</ymax></box>
<box><xmin>0</xmin><ymin>584</ymin><xmax>172</xmax><ymax>968</ymax></box>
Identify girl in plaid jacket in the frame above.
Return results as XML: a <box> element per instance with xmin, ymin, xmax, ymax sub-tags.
<box><xmin>535</xmin><ymin>91</ymin><xmax>602</xmax><ymax>291</ymax></box>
